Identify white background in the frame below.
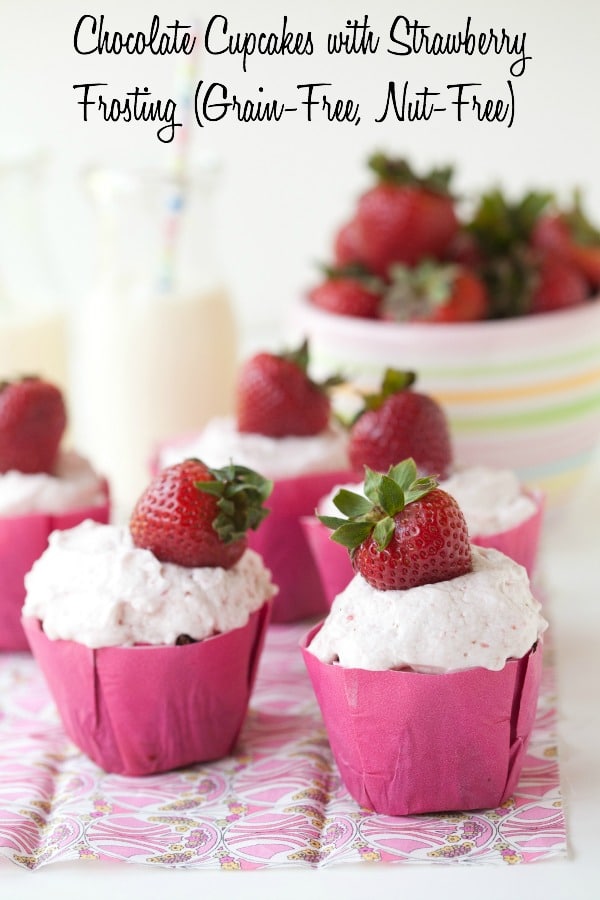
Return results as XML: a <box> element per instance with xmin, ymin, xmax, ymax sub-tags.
<box><xmin>1</xmin><ymin>0</ymin><xmax>599</xmax><ymax>343</ymax></box>
<box><xmin>1</xmin><ymin>3</ymin><xmax>600</xmax><ymax>894</ymax></box>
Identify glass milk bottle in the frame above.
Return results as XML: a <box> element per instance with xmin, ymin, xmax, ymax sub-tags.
<box><xmin>70</xmin><ymin>159</ymin><xmax>238</xmax><ymax>517</ymax></box>
<box><xmin>0</xmin><ymin>152</ymin><xmax>67</xmax><ymax>389</ymax></box>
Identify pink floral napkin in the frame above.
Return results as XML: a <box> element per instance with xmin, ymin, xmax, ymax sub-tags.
<box><xmin>0</xmin><ymin>623</ymin><xmax>566</xmax><ymax>870</ymax></box>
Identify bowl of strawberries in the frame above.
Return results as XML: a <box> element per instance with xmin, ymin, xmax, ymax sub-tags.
<box><xmin>288</xmin><ymin>154</ymin><xmax>600</xmax><ymax>510</ymax></box>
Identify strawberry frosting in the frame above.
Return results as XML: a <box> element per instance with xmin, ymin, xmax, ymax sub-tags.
<box><xmin>0</xmin><ymin>450</ymin><xmax>106</xmax><ymax>516</ymax></box>
<box><xmin>439</xmin><ymin>466</ymin><xmax>539</xmax><ymax>535</ymax></box>
<box><xmin>308</xmin><ymin>546</ymin><xmax>547</xmax><ymax>673</ymax></box>
<box><xmin>22</xmin><ymin>520</ymin><xmax>277</xmax><ymax>648</ymax></box>
<box><xmin>158</xmin><ymin>415</ymin><xmax>349</xmax><ymax>479</ymax></box>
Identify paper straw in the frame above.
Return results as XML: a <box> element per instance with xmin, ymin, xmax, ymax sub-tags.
<box><xmin>159</xmin><ymin>19</ymin><xmax>201</xmax><ymax>293</ymax></box>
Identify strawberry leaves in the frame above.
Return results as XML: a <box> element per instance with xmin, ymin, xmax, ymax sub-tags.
<box><xmin>358</xmin><ymin>368</ymin><xmax>416</xmax><ymax>417</ymax></box>
<box><xmin>194</xmin><ymin>462</ymin><xmax>273</xmax><ymax>544</ymax></box>
<box><xmin>368</xmin><ymin>153</ymin><xmax>454</xmax><ymax>196</ymax></box>
<box><xmin>319</xmin><ymin>458</ymin><xmax>438</xmax><ymax>553</ymax></box>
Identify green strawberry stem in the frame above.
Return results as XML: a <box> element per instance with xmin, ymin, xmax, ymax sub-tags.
<box><xmin>467</xmin><ymin>189</ymin><xmax>554</xmax><ymax>255</ymax></box>
<box><xmin>194</xmin><ymin>462</ymin><xmax>273</xmax><ymax>544</ymax></box>
<box><xmin>565</xmin><ymin>190</ymin><xmax>600</xmax><ymax>246</ymax></box>
<box><xmin>281</xmin><ymin>338</ymin><xmax>310</xmax><ymax>373</ymax></box>
<box><xmin>466</xmin><ymin>189</ymin><xmax>555</xmax><ymax>318</ymax></box>
<box><xmin>368</xmin><ymin>153</ymin><xmax>454</xmax><ymax>196</ymax></box>
<box><xmin>321</xmin><ymin>261</ymin><xmax>386</xmax><ymax>295</ymax></box>
<box><xmin>355</xmin><ymin>368</ymin><xmax>416</xmax><ymax>420</ymax></box>
<box><xmin>279</xmin><ymin>339</ymin><xmax>344</xmax><ymax>393</ymax></box>
<box><xmin>384</xmin><ymin>260</ymin><xmax>457</xmax><ymax>321</ymax></box>
<box><xmin>319</xmin><ymin>458</ymin><xmax>438</xmax><ymax>553</ymax></box>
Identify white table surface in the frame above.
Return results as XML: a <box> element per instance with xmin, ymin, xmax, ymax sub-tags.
<box><xmin>2</xmin><ymin>455</ymin><xmax>599</xmax><ymax>899</ymax></box>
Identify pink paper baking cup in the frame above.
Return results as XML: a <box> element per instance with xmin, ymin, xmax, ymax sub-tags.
<box><xmin>22</xmin><ymin>600</ymin><xmax>272</xmax><ymax>776</ymax></box>
<box><xmin>300</xmin><ymin>516</ymin><xmax>354</xmax><ymax>608</ymax></box>
<box><xmin>301</xmin><ymin>623</ymin><xmax>543</xmax><ymax>816</ymax></box>
<box><xmin>246</xmin><ymin>469</ymin><xmax>356</xmax><ymax>624</ymax></box>
<box><xmin>0</xmin><ymin>489</ymin><xmax>110</xmax><ymax>652</ymax></box>
<box><xmin>470</xmin><ymin>490</ymin><xmax>545</xmax><ymax>580</ymax></box>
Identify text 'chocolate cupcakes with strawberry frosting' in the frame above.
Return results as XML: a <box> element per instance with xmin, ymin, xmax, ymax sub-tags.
<box><xmin>302</xmin><ymin>459</ymin><xmax>547</xmax><ymax>816</ymax></box>
<box><xmin>22</xmin><ymin>459</ymin><xmax>276</xmax><ymax>776</ymax></box>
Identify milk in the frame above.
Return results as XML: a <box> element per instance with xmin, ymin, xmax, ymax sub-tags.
<box><xmin>0</xmin><ymin>153</ymin><xmax>67</xmax><ymax>392</ymax></box>
<box><xmin>70</xmin><ymin>285</ymin><xmax>237</xmax><ymax>517</ymax></box>
<box><xmin>0</xmin><ymin>308</ymin><xmax>68</xmax><ymax>388</ymax></box>
<box><xmin>71</xmin><ymin>160</ymin><xmax>238</xmax><ymax>516</ymax></box>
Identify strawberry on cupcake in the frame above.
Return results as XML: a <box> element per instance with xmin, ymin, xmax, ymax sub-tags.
<box><xmin>22</xmin><ymin>459</ymin><xmax>276</xmax><ymax>776</ymax></box>
<box><xmin>0</xmin><ymin>376</ymin><xmax>109</xmax><ymax>651</ymax></box>
<box><xmin>156</xmin><ymin>341</ymin><xmax>354</xmax><ymax>622</ymax></box>
<box><xmin>303</xmin><ymin>458</ymin><xmax>547</xmax><ymax>816</ymax></box>
<box><xmin>346</xmin><ymin>367</ymin><xmax>453</xmax><ymax>478</ymax></box>
<box><xmin>301</xmin><ymin>367</ymin><xmax>453</xmax><ymax>608</ymax></box>
<box><xmin>304</xmin><ymin>368</ymin><xmax>544</xmax><ymax>606</ymax></box>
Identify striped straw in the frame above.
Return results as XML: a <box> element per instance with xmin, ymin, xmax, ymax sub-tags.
<box><xmin>159</xmin><ymin>19</ymin><xmax>201</xmax><ymax>293</ymax></box>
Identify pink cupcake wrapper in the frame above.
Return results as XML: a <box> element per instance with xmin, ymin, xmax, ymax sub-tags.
<box><xmin>245</xmin><ymin>469</ymin><xmax>356</xmax><ymax>624</ymax></box>
<box><xmin>301</xmin><ymin>623</ymin><xmax>543</xmax><ymax>816</ymax></box>
<box><xmin>470</xmin><ymin>489</ymin><xmax>545</xmax><ymax>580</ymax></box>
<box><xmin>300</xmin><ymin>516</ymin><xmax>354</xmax><ymax>609</ymax></box>
<box><xmin>0</xmin><ymin>486</ymin><xmax>110</xmax><ymax>652</ymax></box>
<box><xmin>23</xmin><ymin>600</ymin><xmax>272</xmax><ymax>776</ymax></box>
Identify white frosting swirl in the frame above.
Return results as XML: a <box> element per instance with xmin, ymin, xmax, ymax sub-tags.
<box><xmin>439</xmin><ymin>466</ymin><xmax>538</xmax><ymax>536</ymax></box>
<box><xmin>158</xmin><ymin>415</ymin><xmax>349</xmax><ymax>479</ymax></box>
<box><xmin>308</xmin><ymin>546</ymin><xmax>547</xmax><ymax>673</ymax></box>
<box><xmin>0</xmin><ymin>450</ymin><xmax>106</xmax><ymax>516</ymax></box>
<box><xmin>23</xmin><ymin>520</ymin><xmax>277</xmax><ymax>648</ymax></box>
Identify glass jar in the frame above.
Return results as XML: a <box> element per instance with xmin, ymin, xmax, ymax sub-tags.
<box><xmin>0</xmin><ymin>152</ymin><xmax>67</xmax><ymax>389</ymax></box>
<box><xmin>70</xmin><ymin>159</ymin><xmax>238</xmax><ymax>517</ymax></box>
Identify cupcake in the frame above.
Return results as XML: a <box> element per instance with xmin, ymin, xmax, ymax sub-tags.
<box><xmin>0</xmin><ymin>376</ymin><xmax>109</xmax><ymax>651</ymax></box>
<box><xmin>302</xmin><ymin>369</ymin><xmax>455</xmax><ymax>608</ymax></box>
<box><xmin>156</xmin><ymin>341</ymin><xmax>354</xmax><ymax>623</ymax></box>
<box><xmin>22</xmin><ymin>459</ymin><xmax>276</xmax><ymax>776</ymax></box>
<box><xmin>302</xmin><ymin>459</ymin><xmax>547</xmax><ymax>816</ymax></box>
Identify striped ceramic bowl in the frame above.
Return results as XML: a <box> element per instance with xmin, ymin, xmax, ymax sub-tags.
<box><xmin>287</xmin><ymin>299</ymin><xmax>600</xmax><ymax>510</ymax></box>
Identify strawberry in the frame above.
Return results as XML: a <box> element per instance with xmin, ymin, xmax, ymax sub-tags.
<box><xmin>348</xmin><ymin>369</ymin><xmax>453</xmax><ymax>478</ymax></box>
<box><xmin>385</xmin><ymin>261</ymin><xmax>489</xmax><ymax>323</ymax></box>
<box><xmin>445</xmin><ymin>229</ymin><xmax>484</xmax><ymax>268</ymax></box>
<box><xmin>0</xmin><ymin>376</ymin><xmax>66</xmax><ymax>475</ymax></box>
<box><xmin>309</xmin><ymin>270</ymin><xmax>383</xmax><ymax>319</ymax></box>
<box><xmin>236</xmin><ymin>340</ymin><xmax>333</xmax><ymax>437</ymax></box>
<box><xmin>530</xmin><ymin>258</ymin><xmax>589</xmax><ymax>314</ymax></box>
<box><xmin>333</xmin><ymin>218</ymin><xmax>363</xmax><ymax>267</ymax></box>
<box><xmin>530</xmin><ymin>213</ymin><xmax>572</xmax><ymax>257</ymax></box>
<box><xmin>350</xmin><ymin>154</ymin><xmax>459</xmax><ymax>278</ymax></box>
<box><xmin>466</xmin><ymin>187</ymin><xmax>600</xmax><ymax>316</ymax></box>
<box><xmin>560</xmin><ymin>191</ymin><xmax>600</xmax><ymax>289</ymax></box>
<box><xmin>130</xmin><ymin>458</ymin><xmax>272</xmax><ymax>569</ymax></box>
<box><xmin>319</xmin><ymin>459</ymin><xmax>472</xmax><ymax>591</ymax></box>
